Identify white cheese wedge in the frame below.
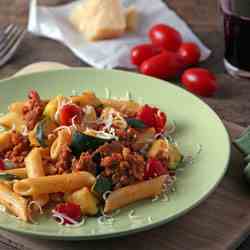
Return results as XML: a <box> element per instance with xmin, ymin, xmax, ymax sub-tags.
<box><xmin>70</xmin><ymin>0</ymin><xmax>126</xmax><ymax>41</ymax></box>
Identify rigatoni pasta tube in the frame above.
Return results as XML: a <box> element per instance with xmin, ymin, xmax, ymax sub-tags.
<box><xmin>104</xmin><ymin>175</ymin><xmax>167</xmax><ymax>213</ymax></box>
<box><xmin>13</xmin><ymin>171</ymin><xmax>96</xmax><ymax>196</ymax></box>
<box><xmin>24</xmin><ymin>148</ymin><xmax>49</xmax><ymax>207</ymax></box>
<box><xmin>0</xmin><ymin>182</ymin><xmax>28</xmax><ymax>221</ymax></box>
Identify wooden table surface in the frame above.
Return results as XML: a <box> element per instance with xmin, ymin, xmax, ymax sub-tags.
<box><xmin>1</xmin><ymin>1</ymin><xmax>250</xmax><ymax>249</ymax></box>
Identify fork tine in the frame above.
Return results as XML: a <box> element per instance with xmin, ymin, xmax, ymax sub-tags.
<box><xmin>0</xmin><ymin>27</ymin><xmax>24</xmax><ymax>56</ymax></box>
<box><xmin>0</xmin><ymin>25</ymin><xmax>19</xmax><ymax>51</ymax></box>
<box><xmin>0</xmin><ymin>24</ymin><xmax>14</xmax><ymax>44</ymax></box>
<box><xmin>0</xmin><ymin>28</ymin><xmax>26</xmax><ymax>67</ymax></box>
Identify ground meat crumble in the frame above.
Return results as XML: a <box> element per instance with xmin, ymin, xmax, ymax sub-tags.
<box><xmin>22</xmin><ymin>90</ymin><xmax>46</xmax><ymax>130</ymax></box>
<box><xmin>0</xmin><ymin>131</ymin><xmax>31</xmax><ymax>167</ymax></box>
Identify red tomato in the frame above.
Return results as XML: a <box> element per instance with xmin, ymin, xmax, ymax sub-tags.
<box><xmin>144</xmin><ymin>158</ymin><xmax>167</xmax><ymax>179</ymax></box>
<box><xmin>137</xmin><ymin>105</ymin><xmax>167</xmax><ymax>132</ymax></box>
<box><xmin>178</xmin><ymin>42</ymin><xmax>201</xmax><ymax>66</ymax></box>
<box><xmin>131</xmin><ymin>44</ymin><xmax>161</xmax><ymax>66</ymax></box>
<box><xmin>154</xmin><ymin>110</ymin><xmax>167</xmax><ymax>133</ymax></box>
<box><xmin>140</xmin><ymin>51</ymin><xmax>184</xmax><ymax>79</ymax></box>
<box><xmin>181</xmin><ymin>68</ymin><xmax>218</xmax><ymax>97</ymax></box>
<box><xmin>60</xmin><ymin>104</ymin><xmax>82</xmax><ymax>126</ymax></box>
<box><xmin>0</xmin><ymin>160</ymin><xmax>5</xmax><ymax>170</ymax></box>
<box><xmin>54</xmin><ymin>202</ymin><xmax>81</xmax><ymax>224</ymax></box>
<box><xmin>149</xmin><ymin>24</ymin><xmax>182</xmax><ymax>51</ymax></box>
<box><xmin>137</xmin><ymin>105</ymin><xmax>156</xmax><ymax>127</ymax></box>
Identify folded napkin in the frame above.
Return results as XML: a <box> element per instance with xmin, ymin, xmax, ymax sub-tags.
<box><xmin>28</xmin><ymin>0</ymin><xmax>211</xmax><ymax>69</ymax></box>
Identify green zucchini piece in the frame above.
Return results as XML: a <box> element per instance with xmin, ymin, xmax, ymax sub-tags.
<box><xmin>92</xmin><ymin>175</ymin><xmax>112</xmax><ymax>195</ymax></box>
<box><xmin>126</xmin><ymin>118</ymin><xmax>147</xmax><ymax>129</ymax></box>
<box><xmin>168</xmin><ymin>144</ymin><xmax>183</xmax><ymax>170</ymax></box>
<box><xmin>35</xmin><ymin>118</ymin><xmax>57</xmax><ymax>148</ymax></box>
<box><xmin>3</xmin><ymin>160</ymin><xmax>16</xmax><ymax>169</ymax></box>
<box><xmin>70</xmin><ymin>131</ymin><xmax>111</xmax><ymax>156</ymax></box>
<box><xmin>0</xmin><ymin>173</ymin><xmax>21</xmax><ymax>181</ymax></box>
<box><xmin>244</xmin><ymin>162</ymin><xmax>250</xmax><ymax>184</ymax></box>
<box><xmin>35</xmin><ymin>119</ymin><xmax>48</xmax><ymax>147</ymax></box>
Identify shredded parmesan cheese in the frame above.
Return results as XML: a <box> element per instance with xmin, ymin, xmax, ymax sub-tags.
<box><xmin>105</xmin><ymin>88</ymin><xmax>111</xmax><ymax>99</ymax></box>
<box><xmin>97</xmin><ymin>215</ymin><xmax>114</xmax><ymax>225</ymax></box>
<box><xmin>102</xmin><ymin>191</ymin><xmax>112</xmax><ymax>201</ymax></box>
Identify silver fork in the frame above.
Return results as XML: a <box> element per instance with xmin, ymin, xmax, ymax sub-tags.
<box><xmin>0</xmin><ymin>24</ymin><xmax>26</xmax><ymax>67</ymax></box>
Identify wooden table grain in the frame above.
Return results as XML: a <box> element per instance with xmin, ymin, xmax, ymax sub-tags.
<box><xmin>1</xmin><ymin>1</ymin><xmax>250</xmax><ymax>249</ymax></box>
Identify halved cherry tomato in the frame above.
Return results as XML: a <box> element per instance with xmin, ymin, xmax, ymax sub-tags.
<box><xmin>137</xmin><ymin>105</ymin><xmax>167</xmax><ymax>132</ymax></box>
<box><xmin>131</xmin><ymin>43</ymin><xmax>161</xmax><ymax>66</ymax></box>
<box><xmin>154</xmin><ymin>110</ymin><xmax>167</xmax><ymax>133</ymax></box>
<box><xmin>178</xmin><ymin>42</ymin><xmax>201</xmax><ymax>66</ymax></box>
<box><xmin>140</xmin><ymin>51</ymin><xmax>184</xmax><ymax>80</ymax></box>
<box><xmin>54</xmin><ymin>202</ymin><xmax>81</xmax><ymax>224</ymax></box>
<box><xmin>0</xmin><ymin>160</ymin><xmax>5</xmax><ymax>170</ymax></box>
<box><xmin>136</xmin><ymin>105</ymin><xmax>156</xmax><ymax>127</ymax></box>
<box><xmin>59</xmin><ymin>104</ymin><xmax>82</xmax><ymax>126</ymax></box>
<box><xmin>144</xmin><ymin>158</ymin><xmax>167</xmax><ymax>179</ymax></box>
<box><xmin>149</xmin><ymin>24</ymin><xmax>182</xmax><ymax>51</ymax></box>
<box><xmin>181</xmin><ymin>68</ymin><xmax>218</xmax><ymax>97</ymax></box>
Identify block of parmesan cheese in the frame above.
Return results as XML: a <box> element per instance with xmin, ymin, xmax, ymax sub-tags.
<box><xmin>69</xmin><ymin>0</ymin><xmax>126</xmax><ymax>41</ymax></box>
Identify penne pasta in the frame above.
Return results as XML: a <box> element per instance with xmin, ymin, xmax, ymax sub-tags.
<box><xmin>25</xmin><ymin>148</ymin><xmax>49</xmax><ymax>207</ymax></box>
<box><xmin>0</xmin><ymin>112</ymin><xmax>26</xmax><ymax>133</ymax></box>
<box><xmin>8</xmin><ymin>101</ymin><xmax>25</xmax><ymax>115</ymax></box>
<box><xmin>13</xmin><ymin>171</ymin><xmax>96</xmax><ymax>196</ymax></box>
<box><xmin>101</xmin><ymin>98</ymin><xmax>140</xmax><ymax>117</ymax></box>
<box><xmin>71</xmin><ymin>91</ymin><xmax>101</xmax><ymax>107</ymax></box>
<box><xmin>0</xmin><ymin>182</ymin><xmax>28</xmax><ymax>221</ymax></box>
<box><xmin>0</xmin><ymin>131</ymin><xmax>12</xmax><ymax>152</ymax></box>
<box><xmin>104</xmin><ymin>175</ymin><xmax>167</xmax><ymax>213</ymax></box>
<box><xmin>2</xmin><ymin>168</ymin><xmax>27</xmax><ymax>178</ymax></box>
<box><xmin>50</xmin><ymin>129</ymin><xmax>71</xmax><ymax>160</ymax></box>
<box><xmin>25</xmin><ymin>148</ymin><xmax>45</xmax><ymax>177</ymax></box>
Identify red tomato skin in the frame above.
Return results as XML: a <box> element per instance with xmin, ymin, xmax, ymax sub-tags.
<box><xmin>149</xmin><ymin>24</ymin><xmax>182</xmax><ymax>51</ymax></box>
<box><xmin>154</xmin><ymin>110</ymin><xmax>167</xmax><ymax>133</ymax></box>
<box><xmin>137</xmin><ymin>105</ymin><xmax>156</xmax><ymax>127</ymax></box>
<box><xmin>140</xmin><ymin>51</ymin><xmax>184</xmax><ymax>79</ymax></box>
<box><xmin>60</xmin><ymin>104</ymin><xmax>82</xmax><ymax>126</ymax></box>
<box><xmin>131</xmin><ymin>44</ymin><xmax>161</xmax><ymax>66</ymax></box>
<box><xmin>144</xmin><ymin>158</ymin><xmax>167</xmax><ymax>179</ymax></box>
<box><xmin>178</xmin><ymin>42</ymin><xmax>201</xmax><ymax>66</ymax></box>
<box><xmin>181</xmin><ymin>68</ymin><xmax>218</xmax><ymax>97</ymax></box>
<box><xmin>54</xmin><ymin>202</ymin><xmax>81</xmax><ymax>224</ymax></box>
<box><xmin>0</xmin><ymin>160</ymin><xmax>5</xmax><ymax>170</ymax></box>
<box><xmin>137</xmin><ymin>105</ymin><xmax>167</xmax><ymax>132</ymax></box>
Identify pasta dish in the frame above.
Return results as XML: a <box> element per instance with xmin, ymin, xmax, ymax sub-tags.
<box><xmin>0</xmin><ymin>89</ymin><xmax>183</xmax><ymax>225</ymax></box>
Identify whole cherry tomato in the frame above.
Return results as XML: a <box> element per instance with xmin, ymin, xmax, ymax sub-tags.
<box><xmin>140</xmin><ymin>51</ymin><xmax>184</xmax><ymax>79</ymax></box>
<box><xmin>178</xmin><ymin>42</ymin><xmax>201</xmax><ymax>66</ymax></box>
<box><xmin>181</xmin><ymin>68</ymin><xmax>218</xmax><ymax>97</ymax></box>
<box><xmin>144</xmin><ymin>158</ymin><xmax>167</xmax><ymax>179</ymax></box>
<box><xmin>60</xmin><ymin>104</ymin><xmax>82</xmax><ymax>126</ymax></box>
<box><xmin>137</xmin><ymin>105</ymin><xmax>167</xmax><ymax>132</ymax></box>
<box><xmin>149</xmin><ymin>24</ymin><xmax>182</xmax><ymax>51</ymax></box>
<box><xmin>131</xmin><ymin>43</ymin><xmax>161</xmax><ymax>66</ymax></box>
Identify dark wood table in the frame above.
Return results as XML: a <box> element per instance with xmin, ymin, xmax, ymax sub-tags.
<box><xmin>1</xmin><ymin>1</ymin><xmax>250</xmax><ymax>249</ymax></box>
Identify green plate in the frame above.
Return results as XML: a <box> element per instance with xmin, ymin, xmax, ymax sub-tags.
<box><xmin>0</xmin><ymin>68</ymin><xmax>230</xmax><ymax>240</ymax></box>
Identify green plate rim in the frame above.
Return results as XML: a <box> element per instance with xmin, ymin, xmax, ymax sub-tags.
<box><xmin>0</xmin><ymin>68</ymin><xmax>231</xmax><ymax>240</ymax></box>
